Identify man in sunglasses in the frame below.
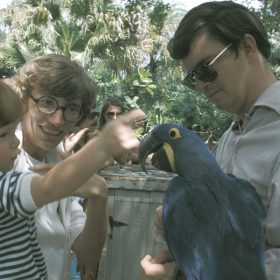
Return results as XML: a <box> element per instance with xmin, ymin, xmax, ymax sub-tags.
<box><xmin>141</xmin><ymin>1</ymin><xmax>280</xmax><ymax>279</ymax></box>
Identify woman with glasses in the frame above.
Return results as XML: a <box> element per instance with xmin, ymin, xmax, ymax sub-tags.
<box><xmin>11</xmin><ymin>54</ymin><xmax>108</xmax><ymax>280</ymax></box>
<box><xmin>98</xmin><ymin>96</ymin><xmax>147</xmax><ymax>166</ymax></box>
<box><xmin>99</xmin><ymin>95</ymin><xmax>147</xmax><ymax>130</ymax></box>
<box><xmin>98</xmin><ymin>95</ymin><xmax>124</xmax><ymax>129</ymax></box>
<box><xmin>141</xmin><ymin>1</ymin><xmax>280</xmax><ymax>280</ymax></box>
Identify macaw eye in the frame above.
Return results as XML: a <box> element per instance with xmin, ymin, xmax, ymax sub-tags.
<box><xmin>169</xmin><ymin>128</ymin><xmax>181</xmax><ymax>139</ymax></box>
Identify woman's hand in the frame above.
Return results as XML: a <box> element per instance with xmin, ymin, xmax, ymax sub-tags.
<box><xmin>73</xmin><ymin>174</ymin><xmax>108</xmax><ymax>199</ymax></box>
<box><xmin>101</xmin><ymin>116</ymin><xmax>140</xmax><ymax>165</ymax></box>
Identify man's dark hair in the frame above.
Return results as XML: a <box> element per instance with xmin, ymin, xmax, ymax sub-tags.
<box><xmin>168</xmin><ymin>1</ymin><xmax>270</xmax><ymax>60</ymax></box>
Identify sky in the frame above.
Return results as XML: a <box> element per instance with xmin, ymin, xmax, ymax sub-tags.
<box><xmin>0</xmin><ymin>0</ymin><xmax>11</xmax><ymax>9</ymax></box>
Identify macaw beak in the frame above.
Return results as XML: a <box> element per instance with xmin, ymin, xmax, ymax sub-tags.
<box><xmin>139</xmin><ymin>131</ymin><xmax>161</xmax><ymax>173</ymax></box>
<box><xmin>139</xmin><ymin>132</ymin><xmax>173</xmax><ymax>173</ymax></box>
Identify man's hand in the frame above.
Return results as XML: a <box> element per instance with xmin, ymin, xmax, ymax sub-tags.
<box><xmin>141</xmin><ymin>250</ymin><xmax>175</xmax><ymax>280</ymax></box>
<box><xmin>155</xmin><ymin>205</ymin><xmax>165</xmax><ymax>239</ymax></box>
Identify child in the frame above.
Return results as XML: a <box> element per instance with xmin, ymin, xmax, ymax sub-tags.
<box><xmin>0</xmin><ymin>81</ymin><xmax>139</xmax><ymax>279</ymax></box>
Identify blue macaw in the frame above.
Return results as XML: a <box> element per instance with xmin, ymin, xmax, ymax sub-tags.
<box><xmin>139</xmin><ymin>124</ymin><xmax>266</xmax><ymax>280</ymax></box>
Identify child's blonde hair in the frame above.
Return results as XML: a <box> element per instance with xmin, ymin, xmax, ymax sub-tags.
<box><xmin>0</xmin><ymin>80</ymin><xmax>23</xmax><ymax>127</ymax></box>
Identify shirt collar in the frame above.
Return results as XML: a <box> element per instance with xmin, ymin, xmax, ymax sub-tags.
<box><xmin>231</xmin><ymin>81</ymin><xmax>280</xmax><ymax>133</ymax></box>
<box><xmin>251</xmin><ymin>81</ymin><xmax>280</xmax><ymax>115</ymax></box>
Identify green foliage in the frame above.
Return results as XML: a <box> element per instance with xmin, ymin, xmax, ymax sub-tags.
<box><xmin>44</xmin><ymin>1</ymin><xmax>61</xmax><ymax>21</ymax></box>
<box><xmin>270</xmin><ymin>35</ymin><xmax>280</xmax><ymax>79</ymax></box>
<box><xmin>23</xmin><ymin>0</ymin><xmax>41</xmax><ymax>7</ymax></box>
<box><xmin>148</xmin><ymin>2</ymin><xmax>171</xmax><ymax>34</ymax></box>
<box><xmin>32</xmin><ymin>4</ymin><xmax>49</xmax><ymax>25</ymax></box>
<box><xmin>0</xmin><ymin>43</ymin><xmax>27</xmax><ymax>68</ymax></box>
<box><xmin>69</xmin><ymin>0</ymin><xmax>91</xmax><ymax>18</ymax></box>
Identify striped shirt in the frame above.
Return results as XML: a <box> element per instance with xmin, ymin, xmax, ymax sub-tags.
<box><xmin>0</xmin><ymin>171</ymin><xmax>47</xmax><ymax>279</ymax></box>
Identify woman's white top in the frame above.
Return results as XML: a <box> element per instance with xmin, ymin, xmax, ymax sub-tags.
<box><xmin>13</xmin><ymin>126</ymin><xmax>86</xmax><ymax>280</ymax></box>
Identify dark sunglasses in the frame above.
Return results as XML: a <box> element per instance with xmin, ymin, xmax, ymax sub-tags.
<box><xmin>106</xmin><ymin>111</ymin><xmax>122</xmax><ymax>118</ymax></box>
<box><xmin>183</xmin><ymin>43</ymin><xmax>232</xmax><ymax>90</ymax></box>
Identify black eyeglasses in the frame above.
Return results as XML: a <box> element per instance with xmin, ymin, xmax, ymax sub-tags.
<box><xmin>29</xmin><ymin>93</ymin><xmax>83</xmax><ymax>122</ymax></box>
<box><xmin>183</xmin><ymin>43</ymin><xmax>232</xmax><ymax>90</ymax></box>
<box><xmin>106</xmin><ymin>111</ymin><xmax>122</xmax><ymax>118</ymax></box>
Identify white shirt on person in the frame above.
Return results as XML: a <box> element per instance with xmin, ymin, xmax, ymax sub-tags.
<box><xmin>0</xmin><ymin>171</ymin><xmax>47</xmax><ymax>279</ymax></box>
<box><xmin>13</xmin><ymin>125</ymin><xmax>86</xmax><ymax>280</ymax></box>
<box><xmin>213</xmin><ymin>81</ymin><xmax>280</xmax><ymax>280</ymax></box>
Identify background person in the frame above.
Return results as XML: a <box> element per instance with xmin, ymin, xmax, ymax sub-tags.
<box><xmin>97</xmin><ymin>95</ymin><xmax>147</xmax><ymax>166</ymax></box>
<box><xmin>99</xmin><ymin>95</ymin><xmax>147</xmax><ymax>130</ymax></box>
<box><xmin>141</xmin><ymin>1</ymin><xmax>280</xmax><ymax>279</ymax></box>
<box><xmin>60</xmin><ymin>94</ymin><xmax>147</xmax><ymax>279</ymax></box>
<box><xmin>98</xmin><ymin>95</ymin><xmax>124</xmax><ymax>129</ymax></box>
